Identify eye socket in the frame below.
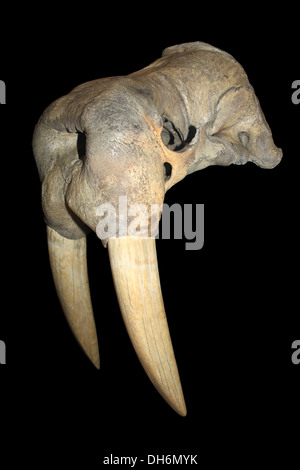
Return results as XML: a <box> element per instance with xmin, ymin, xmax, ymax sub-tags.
<box><xmin>161</xmin><ymin>117</ymin><xmax>196</xmax><ymax>152</ymax></box>
<box><xmin>164</xmin><ymin>162</ymin><xmax>172</xmax><ymax>181</ymax></box>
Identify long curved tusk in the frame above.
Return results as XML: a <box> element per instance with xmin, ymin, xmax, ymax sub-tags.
<box><xmin>108</xmin><ymin>237</ymin><xmax>186</xmax><ymax>416</ymax></box>
<box><xmin>47</xmin><ymin>226</ymin><xmax>100</xmax><ymax>369</ymax></box>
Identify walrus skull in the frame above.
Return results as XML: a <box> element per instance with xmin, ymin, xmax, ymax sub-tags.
<box><xmin>33</xmin><ymin>42</ymin><xmax>282</xmax><ymax>416</ymax></box>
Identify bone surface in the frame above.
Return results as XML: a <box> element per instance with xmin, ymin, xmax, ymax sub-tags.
<box><xmin>33</xmin><ymin>42</ymin><xmax>282</xmax><ymax>415</ymax></box>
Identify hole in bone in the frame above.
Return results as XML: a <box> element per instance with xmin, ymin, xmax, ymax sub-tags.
<box><xmin>164</xmin><ymin>162</ymin><xmax>172</xmax><ymax>181</ymax></box>
<box><xmin>161</xmin><ymin>117</ymin><xmax>183</xmax><ymax>149</ymax></box>
<box><xmin>185</xmin><ymin>125</ymin><xmax>197</xmax><ymax>144</ymax></box>
<box><xmin>77</xmin><ymin>131</ymin><xmax>86</xmax><ymax>159</ymax></box>
<box><xmin>161</xmin><ymin>118</ymin><xmax>196</xmax><ymax>152</ymax></box>
<box><xmin>238</xmin><ymin>131</ymin><xmax>250</xmax><ymax>148</ymax></box>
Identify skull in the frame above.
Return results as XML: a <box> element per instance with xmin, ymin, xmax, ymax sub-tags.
<box><xmin>33</xmin><ymin>42</ymin><xmax>282</xmax><ymax>416</ymax></box>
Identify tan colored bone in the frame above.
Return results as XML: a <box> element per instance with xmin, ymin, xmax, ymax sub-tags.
<box><xmin>47</xmin><ymin>226</ymin><xmax>100</xmax><ymax>369</ymax></box>
<box><xmin>108</xmin><ymin>237</ymin><xmax>186</xmax><ymax>416</ymax></box>
<box><xmin>33</xmin><ymin>42</ymin><xmax>282</xmax><ymax>415</ymax></box>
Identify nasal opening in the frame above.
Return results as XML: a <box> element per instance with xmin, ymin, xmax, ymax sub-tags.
<box><xmin>164</xmin><ymin>162</ymin><xmax>173</xmax><ymax>181</ymax></box>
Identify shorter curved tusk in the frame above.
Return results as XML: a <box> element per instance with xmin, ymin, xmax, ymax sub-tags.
<box><xmin>47</xmin><ymin>226</ymin><xmax>100</xmax><ymax>369</ymax></box>
<box><xmin>108</xmin><ymin>237</ymin><xmax>186</xmax><ymax>416</ymax></box>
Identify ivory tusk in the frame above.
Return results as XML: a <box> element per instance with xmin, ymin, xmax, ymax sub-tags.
<box><xmin>47</xmin><ymin>226</ymin><xmax>100</xmax><ymax>369</ymax></box>
<box><xmin>108</xmin><ymin>237</ymin><xmax>186</xmax><ymax>416</ymax></box>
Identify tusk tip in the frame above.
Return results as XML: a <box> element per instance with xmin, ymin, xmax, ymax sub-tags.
<box><xmin>91</xmin><ymin>355</ymin><xmax>100</xmax><ymax>370</ymax></box>
<box><xmin>178</xmin><ymin>405</ymin><xmax>187</xmax><ymax>417</ymax></box>
<box><xmin>165</xmin><ymin>392</ymin><xmax>187</xmax><ymax>417</ymax></box>
<box><xmin>82</xmin><ymin>344</ymin><xmax>100</xmax><ymax>370</ymax></box>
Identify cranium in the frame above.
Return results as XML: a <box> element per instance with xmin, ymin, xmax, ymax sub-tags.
<box><xmin>33</xmin><ymin>41</ymin><xmax>282</xmax><ymax>416</ymax></box>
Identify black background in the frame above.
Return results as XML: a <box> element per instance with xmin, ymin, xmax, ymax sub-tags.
<box><xmin>1</xmin><ymin>5</ymin><xmax>299</xmax><ymax>467</ymax></box>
